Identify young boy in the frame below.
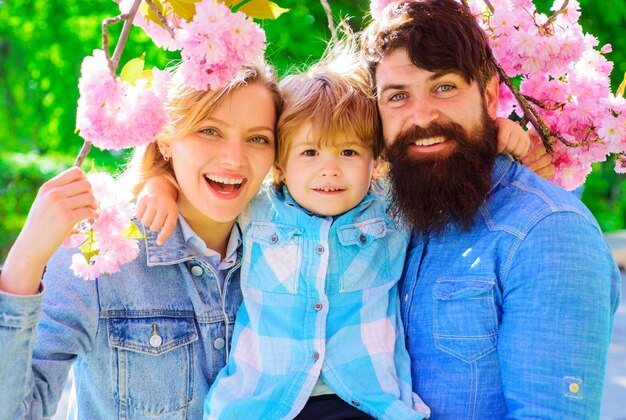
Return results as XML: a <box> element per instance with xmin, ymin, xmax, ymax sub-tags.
<box><xmin>139</xmin><ymin>54</ymin><xmax>536</xmax><ymax>419</ymax></box>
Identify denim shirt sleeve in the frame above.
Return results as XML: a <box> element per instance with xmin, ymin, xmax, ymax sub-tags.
<box><xmin>0</xmin><ymin>247</ymin><xmax>99</xmax><ymax>419</ymax></box>
<box><xmin>498</xmin><ymin>211</ymin><xmax>621</xmax><ymax>418</ymax></box>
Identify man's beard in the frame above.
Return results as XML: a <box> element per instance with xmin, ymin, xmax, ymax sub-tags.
<box><xmin>384</xmin><ymin>110</ymin><xmax>498</xmax><ymax>237</ymax></box>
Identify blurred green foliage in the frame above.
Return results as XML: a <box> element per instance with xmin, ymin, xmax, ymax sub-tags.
<box><xmin>0</xmin><ymin>0</ymin><xmax>625</xmax><ymax>262</ymax></box>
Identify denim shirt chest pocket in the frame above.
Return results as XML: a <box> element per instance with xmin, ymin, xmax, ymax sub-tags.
<box><xmin>433</xmin><ymin>278</ymin><xmax>499</xmax><ymax>363</ymax></box>
<box><xmin>337</xmin><ymin>218</ymin><xmax>395</xmax><ymax>292</ymax></box>
<box><xmin>107</xmin><ymin>315</ymin><xmax>199</xmax><ymax>416</ymax></box>
<box><xmin>242</xmin><ymin>222</ymin><xmax>303</xmax><ymax>294</ymax></box>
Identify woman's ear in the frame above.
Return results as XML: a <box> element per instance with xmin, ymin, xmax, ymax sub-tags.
<box><xmin>157</xmin><ymin>141</ymin><xmax>171</xmax><ymax>161</ymax></box>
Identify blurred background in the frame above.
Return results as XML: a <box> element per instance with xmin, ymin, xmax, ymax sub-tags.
<box><xmin>1</xmin><ymin>0</ymin><xmax>626</xmax><ymax>261</ymax></box>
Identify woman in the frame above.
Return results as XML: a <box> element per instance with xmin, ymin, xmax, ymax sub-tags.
<box><xmin>0</xmin><ymin>62</ymin><xmax>282</xmax><ymax>419</ymax></box>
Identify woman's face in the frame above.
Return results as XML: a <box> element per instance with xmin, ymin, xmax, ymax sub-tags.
<box><xmin>161</xmin><ymin>83</ymin><xmax>276</xmax><ymax>227</ymax></box>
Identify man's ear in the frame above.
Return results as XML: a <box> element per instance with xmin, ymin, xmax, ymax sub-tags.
<box><xmin>484</xmin><ymin>76</ymin><xmax>499</xmax><ymax>119</ymax></box>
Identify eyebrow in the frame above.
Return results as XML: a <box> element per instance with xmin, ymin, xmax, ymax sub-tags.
<box><xmin>378</xmin><ymin>69</ymin><xmax>465</xmax><ymax>95</ymax></box>
<box><xmin>204</xmin><ymin>117</ymin><xmax>274</xmax><ymax>133</ymax></box>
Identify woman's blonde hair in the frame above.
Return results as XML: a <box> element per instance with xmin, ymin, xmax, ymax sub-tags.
<box><xmin>275</xmin><ymin>36</ymin><xmax>381</xmax><ymax>184</ymax></box>
<box><xmin>121</xmin><ymin>61</ymin><xmax>283</xmax><ymax>196</ymax></box>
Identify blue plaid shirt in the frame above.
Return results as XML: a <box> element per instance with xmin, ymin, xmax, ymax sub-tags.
<box><xmin>204</xmin><ymin>181</ymin><xmax>429</xmax><ymax>419</ymax></box>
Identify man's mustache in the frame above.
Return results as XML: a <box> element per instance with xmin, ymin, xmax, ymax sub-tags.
<box><xmin>388</xmin><ymin>121</ymin><xmax>469</xmax><ymax>151</ymax></box>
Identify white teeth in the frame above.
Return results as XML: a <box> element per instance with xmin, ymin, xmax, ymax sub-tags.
<box><xmin>205</xmin><ymin>175</ymin><xmax>243</xmax><ymax>184</ymax></box>
<box><xmin>414</xmin><ymin>136</ymin><xmax>446</xmax><ymax>146</ymax></box>
<box><xmin>316</xmin><ymin>187</ymin><xmax>342</xmax><ymax>192</ymax></box>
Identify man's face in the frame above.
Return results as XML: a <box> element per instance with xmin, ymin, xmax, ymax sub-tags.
<box><xmin>374</xmin><ymin>47</ymin><xmax>500</xmax><ymax>235</ymax></box>
<box><xmin>375</xmin><ymin>48</ymin><xmax>498</xmax><ymax>151</ymax></box>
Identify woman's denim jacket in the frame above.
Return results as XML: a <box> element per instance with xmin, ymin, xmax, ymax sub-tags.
<box><xmin>0</xmin><ymin>220</ymin><xmax>243</xmax><ymax>419</ymax></box>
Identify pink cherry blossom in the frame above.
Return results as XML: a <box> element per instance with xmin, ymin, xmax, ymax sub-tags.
<box><xmin>76</xmin><ymin>50</ymin><xmax>170</xmax><ymax>150</ymax></box>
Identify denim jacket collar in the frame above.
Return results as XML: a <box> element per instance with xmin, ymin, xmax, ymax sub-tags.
<box><xmin>489</xmin><ymin>154</ymin><xmax>514</xmax><ymax>195</ymax></box>
<box><xmin>140</xmin><ymin>220</ymin><xmax>197</xmax><ymax>267</ymax></box>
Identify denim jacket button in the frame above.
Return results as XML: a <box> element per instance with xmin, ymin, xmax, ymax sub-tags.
<box><xmin>314</xmin><ymin>302</ymin><xmax>323</xmax><ymax>311</ymax></box>
<box><xmin>191</xmin><ymin>266</ymin><xmax>204</xmax><ymax>276</ymax></box>
<box><xmin>213</xmin><ymin>337</ymin><xmax>225</xmax><ymax>349</ymax></box>
<box><xmin>316</xmin><ymin>245</ymin><xmax>325</xmax><ymax>255</ymax></box>
<box><xmin>358</xmin><ymin>234</ymin><xmax>367</xmax><ymax>244</ymax></box>
<box><xmin>149</xmin><ymin>334</ymin><xmax>163</xmax><ymax>348</ymax></box>
<box><xmin>312</xmin><ymin>351</ymin><xmax>320</xmax><ymax>361</ymax></box>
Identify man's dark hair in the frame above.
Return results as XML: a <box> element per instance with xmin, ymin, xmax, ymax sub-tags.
<box><xmin>361</xmin><ymin>0</ymin><xmax>497</xmax><ymax>92</ymax></box>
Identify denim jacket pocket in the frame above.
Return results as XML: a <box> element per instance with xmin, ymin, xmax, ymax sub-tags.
<box><xmin>433</xmin><ymin>278</ymin><xmax>498</xmax><ymax>363</ymax></box>
<box><xmin>337</xmin><ymin>218</ymin><xmax>392</xmax><ymax>292</ymax></box>
<box><xmin>107</xmin><ymin>315</ymin><xmax>198</xmax><ymax>416</ymax></box>
<box><xmin>242</xmin><ymin>222</ymin><xmax>303</xmax><ymax>294</ymax></box>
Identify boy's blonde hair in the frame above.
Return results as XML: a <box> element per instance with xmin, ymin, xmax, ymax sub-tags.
<box><xmin>276</xmin><ymin>39</ymin><xmax>381</xmax><ymax>183</ymax></box>
<box><xmin>122</xmin><ymin>61</ymin><xmax>283</xmax><ymax>196</ymax></box>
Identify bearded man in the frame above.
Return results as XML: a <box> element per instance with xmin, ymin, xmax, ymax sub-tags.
<box><xmin>361</xmin><ymin>0</ymin><xmax>621</xmax><ymax>417</ymax></box>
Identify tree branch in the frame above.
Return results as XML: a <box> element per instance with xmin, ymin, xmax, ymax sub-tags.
<box><xmin>144</xmin><ymin>0</ymin><xmax>176</xmax><ymax>39</ymax></box>
<box><xmin>319</xmin><ymin>0</ymin><xmax>338</xmax><ymax>44</ymax></box>
<box><xmin>75</xmin><ymin>0</ymin><xmax>143</xmax><ymax>168</ymax></box>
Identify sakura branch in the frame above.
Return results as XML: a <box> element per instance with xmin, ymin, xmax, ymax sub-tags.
<box><xmin>74</xmin><ymin>0</ymin><xmax>143</xmax><ymax>167</ymax></box>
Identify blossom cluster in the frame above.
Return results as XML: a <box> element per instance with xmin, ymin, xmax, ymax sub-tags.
<box><xmin>76</xmin><ymin>50</ymin><xmax>171</xmax><ymax>151</ymax></box>
<box><xmin>63</xmin><ymin>172</ymin><xmax>143</xmax><ymax>281</ymax></box>
<box><xmin>120</xmin><ymin>0</ymin><xmax>266</xmax><ymax>91</ymax></box>
<box><xmin>370</xmin><ymin>0</ymin><xmax>626</xmax><ymax>190</ymax></box>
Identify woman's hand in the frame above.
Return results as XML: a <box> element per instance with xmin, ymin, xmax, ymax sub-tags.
<box><xmin>0</xmin><ymin>167</ymin><xmax>98</xmax><ymax>295</ymax></box>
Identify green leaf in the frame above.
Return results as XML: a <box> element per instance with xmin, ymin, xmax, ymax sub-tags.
<box><xmin>169</xmin><ymin>0</ymin><xmax>197</xmax><ymax>21</ymax></box>
<box><xmin>140</xmin><ymin>0</ymin><xmax>166</xmax><ymax>28</ymax></box>
<box><xmin>123</xmin><ymin>222</ymin><xmax>146</xmax><ymax>240</ymax></box>
<box><xmin>237</xmin><ymin>0</ymin><xmax>289</xmax><ymax>19</ymax></box>
<box><xmin>120</xmin><ymin>53</ymin><xmax>146</xmax><ymax>85</ymax></box>
<box><xmin>617</xmin><ymin>72</ymin><xmax>626</xmax><ymax>98</ymax></box>
<box><xmin>79</xmin><ymin>231</ymin><xmax>100</xmax><ymax>262</ymax></box>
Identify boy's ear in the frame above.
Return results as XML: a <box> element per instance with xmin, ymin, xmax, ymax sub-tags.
<box><xmin>371</xmin><ymin>158</ymin><xmax>383</xmax><ymax>181</ymax></box>
<box><xmin>273</xmin><ymin>164</ymin><xmax>286</xmax><ymax>183</ymax></box>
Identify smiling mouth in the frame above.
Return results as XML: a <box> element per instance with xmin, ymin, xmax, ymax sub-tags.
<box><xmin>313</xmin><ymin>187</ymin><xmax>345</xmax><ymax>193</ymax></box>
<box><xmin>204</xmin><ymin>174</ymin><xmax>246</xmax><ymax>195</ymax></box>
<box><xmin>414</xmin><ymin>136</ymin><xmax>447</xmax><ymax>146</ymax></box>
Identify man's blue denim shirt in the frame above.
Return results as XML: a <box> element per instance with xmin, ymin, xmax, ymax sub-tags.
<box><xmin>0</xmin><ymin>219</ymin><xmax>243</xmax><ymax>419</ymax></box>
<box><xmin>401</xmin><ymin>155</ymin><xmax>621</xmax><ymax>418</ymax></box>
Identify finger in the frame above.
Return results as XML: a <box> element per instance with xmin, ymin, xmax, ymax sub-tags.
<box><xmin>521</xmin><ymin>144</ymin><xmax>548</xmax><ymax>164</ymax></box>
<box><xmin>527</xmin><ymin>154</ymin><xmax>554</xmax><ymax>172</ymax></box>
<box><xmin>63</xmin><ymin>192</ymin><xmax>98</xmax><ymax>213</ymax></box>
<box><xmin>45</xmin><ymin>167</ymin><xmax>88</xmax><ymax>189</ymax></box>
<box><xmin>496</xmin><ymin>135</ymin><xmax>510</xmax><ymax>154</ymax></box>
<box><xmin>513</xmin><ymin>136</ymin><xmax>530</xmax><ymax>159</ymax></box>
<box><xmin>135</xmin><ymin>198</ymin><xmax>147</xmax><ymax>219</ymax></box>
<box><xmin>156</xmin><ymin>213</ymin><xmax>177</xmax><ymax>245</ymax></box>
<box><xmin>141</xmin><ymin>205</ymin><xmax>157</xmax><ymax>230</ymax></box>
<box><xmin>535</xmin><ymin>163</ymin><xmax>556</xmax><ymax>179</ymax></box>
<box><xmin>149</xmin><ymin>209</ymin><xmax>167</xmax><ymax>233</ymax></box>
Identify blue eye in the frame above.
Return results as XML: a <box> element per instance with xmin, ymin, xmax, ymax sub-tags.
<box><xmin>303</xmin><ymin>149</ymin><xmax>318</xmax><ymax>157</ymax></box>
<box><xmin>436</xmin><ymin>84</ymin><xmax>455</xmax><ymax>93</ymax></box>
<box><xmin>390</xmin><ymin>93</ymin><xmax>407</xmax><ymax>101</ymax></box>
<box><xmin>341</xmin><ymin>149</ymin><xmax>357</xmax><ymax>157</ymax></box>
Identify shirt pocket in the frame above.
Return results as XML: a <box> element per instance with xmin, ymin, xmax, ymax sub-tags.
<box><xmin>337</xmin><ymin>218</ymin><xmax>392</xmax><ymax>292</ymax></box>
<box><xmin>433</xmin><ymin>278</ymin><xmax>498</xmax><ymax>363</ymax></box>
<box><xmin>107</xmin><ymin>315</ymin><xmax>198</xmax><ymax>416</ymax></box>
<box><xmin>242</xmin><ymin>222</ymin><xmax>303</xmax><ymax>294</ymax></box>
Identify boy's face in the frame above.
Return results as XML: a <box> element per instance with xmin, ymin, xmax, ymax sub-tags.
<box><xmin>277</xmin><ymin>123</ymin><xmax>377</xmax><ymax>217</ymax></box>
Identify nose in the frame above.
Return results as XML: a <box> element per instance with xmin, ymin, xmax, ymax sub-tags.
<box><xmin>409</xmin><ymin>98</ymin><xmax>439</xmax><ymax>128</ymax></box>
<box><xmin>319</xmin><ymin>156</ymin><xmax>341</xmax><ymax>177</ymax></box>
<box><xmin>220</xmin><ymin>138</ymin><xmax>244</xmax><ymax>168</ymax></box>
